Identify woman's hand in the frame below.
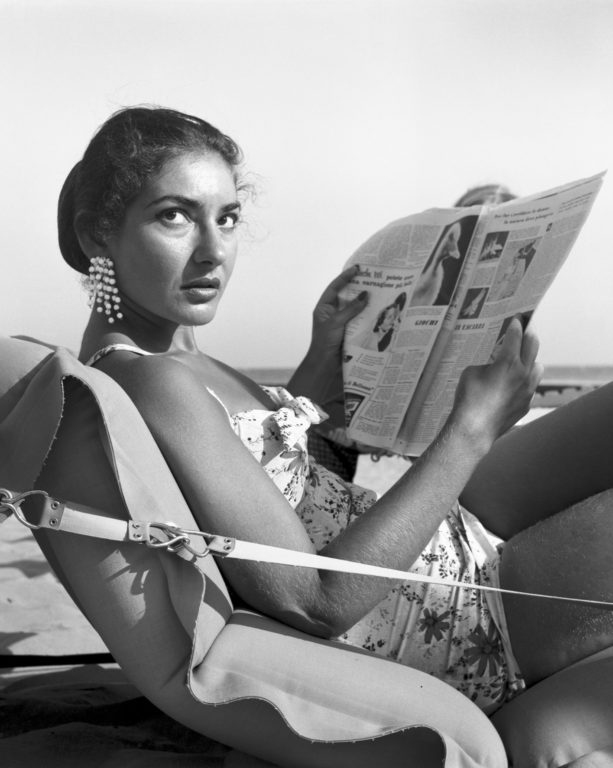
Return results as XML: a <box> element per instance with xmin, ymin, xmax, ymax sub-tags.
<box><xmin>288</xmin><ymin>265</ymin><xmax>367</xmax><ymax>419</ymax></box>
<box><xmin>310</xmin><ymin>264</ymin><xmax>368</xmax><ymax>357</ymax></box>
<box><xmin>450</xmin><ymin>317</ymin><xmax>544</xmax><ymax>451</ymax></box>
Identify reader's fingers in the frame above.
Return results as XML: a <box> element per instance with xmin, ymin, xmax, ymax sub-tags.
<box><xmin>494</xmin><ymin>316</ymin><xmax>523</xmax><ymax>362</ymax></box>
<box><xmin>521</xmin><ymin>324</ymin><xmax>540</xmax><ymax>368</ymax></box>
<box><xmin>318</xmin><ymin>264</ymin><xmax>360</xmax><ymax>305</ymax></box>
<box><xmin>335</xmin><ymin>289</ymin><xmax>369</xmax><ymax>322</ymax></box>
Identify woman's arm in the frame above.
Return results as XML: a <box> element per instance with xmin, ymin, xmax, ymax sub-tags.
<box><xmin>105</xmin><ymin>319</ymin><xmax>541</xmax><ymax>638</ymax></box>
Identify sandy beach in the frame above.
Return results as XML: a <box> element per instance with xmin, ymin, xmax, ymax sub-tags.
<box><xmin>0</xmin><ymin>517</ymin><xmax>107</xmax><ymax>666</ymax></box>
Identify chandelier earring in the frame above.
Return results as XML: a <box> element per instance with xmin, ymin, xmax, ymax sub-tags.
<box><xmin>87</xmin><ymin>256</ymin><xmax>123</xmax><ymax>324</ymax></box>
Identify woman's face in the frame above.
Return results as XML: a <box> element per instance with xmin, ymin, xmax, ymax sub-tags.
<box><xmin>103</xmin><ymin>151</ymin><xmax>240</xmax><ymax>328</ymax></box>
<box><xmin>442</xmin><ymin>226</ymin><xmax>461</xmax><ymax>261</ymax></box>
<box><xmin>379</xmin><ymin>306</ymin><xmax>397</xmax><ymax>332</ymax></box>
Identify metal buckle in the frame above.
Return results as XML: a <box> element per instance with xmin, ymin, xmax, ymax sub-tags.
<box><xmin>0</xmin><ymin>489</ymin><xmax>52</xmax><ymax>530</ymax></box>
<box><xmin>0</xmin><ymin>488</ymin><xmax>18</xmax><ymax>524</ymax></box>
<box><xmin>142</xmin><ymin>521</ymin><xmax>234</xmax><ymax>558</ymax></box>
<box><xmin>183</xmin><ymin>529</ymin><xmax>235</xmax><ymax>558</ymax></box>
<box><xmin>0</xmin><ymin>488</ymin><xmax>18</xmax><ymax>509</ymax></box>
<box><xmin>145</xmin><ymin>522</ymin><xmax>192</xmax><ymax>552</ymax></box>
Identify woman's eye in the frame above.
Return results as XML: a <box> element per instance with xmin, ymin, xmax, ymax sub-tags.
<box><xmin>158</xmin><ymin>209</ymin><xmax>190</xmax><ymax>226</ymax></box>
<box><xmin>218</xmin><ymin>212</ymin><xmax>240</xmax><ymax>231</ymax></box>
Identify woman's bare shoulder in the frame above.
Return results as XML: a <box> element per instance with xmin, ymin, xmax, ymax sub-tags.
<box><xmin>93</xmin><ymin>350</ymin><xmax>228</xmax><ymax>424</ymax></box>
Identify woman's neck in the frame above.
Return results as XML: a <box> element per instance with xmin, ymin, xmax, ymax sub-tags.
<box><xmin>78</xmin><ymin>310</ymin><xmax>199</xmax><ymax>361</ymax></box>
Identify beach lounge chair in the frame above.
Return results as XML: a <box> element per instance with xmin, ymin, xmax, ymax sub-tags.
<box><xmin>1</xmin><ymin>335</ymin><xmax>613</xmax><ymax>767</ymax></box>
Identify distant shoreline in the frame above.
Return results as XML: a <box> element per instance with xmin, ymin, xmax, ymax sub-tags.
<box><xmin>240</xmin><ymin>365</ymin><xmax>613</xmax><ymax>409</ymax></box>
<box><xmin>241</xmin><ymin>365</ymin><xmax>613</xmax><ymax>387</ymax></box>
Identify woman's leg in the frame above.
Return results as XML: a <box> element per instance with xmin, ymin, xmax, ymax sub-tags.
<box><xmin>461</xmin><ymin>382</ymin><xmax>613</xmax><ymax>539</ymax></box>
<box><xmin>499</xmin><ymin>489</ymin><xmax>613</xmax><ymax>685</ymax></box>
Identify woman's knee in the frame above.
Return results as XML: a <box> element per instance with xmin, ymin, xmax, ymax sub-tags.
<box><xmin>500</xmin><ymin>494</ymin><xmax>613</xmax><ymax>683</ymax></box>
<box><xmin>462</xmin><ymin>385</ymin><xmax>613</xmax><ymax>538</ymax></box>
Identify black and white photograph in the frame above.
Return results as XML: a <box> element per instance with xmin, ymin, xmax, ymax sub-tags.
<box><xmin>2</xmin><ymin>2</ymin><xmax>613</xmax><ymax>767</ymax></box>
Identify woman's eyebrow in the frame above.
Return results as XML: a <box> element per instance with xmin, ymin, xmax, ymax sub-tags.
<box><xmin>220</xmin><ymin>200</ymin><xmax>242</xmax><ymax>213</ymax></box>
<box><xmin>146</xmin><ymin>195</ymin><xmax>241</xmax><ymax>211</ymax></box>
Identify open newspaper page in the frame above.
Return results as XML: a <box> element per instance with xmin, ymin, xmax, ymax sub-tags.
<box><xmin>395</xmin><ymin>171</ymin><xmax>605</xmax><ymax>456</ymax></box>
<box><xmin>339</xmin><ymin>209</ymin><xmax>480</xmax><ymax>451</ymax></box>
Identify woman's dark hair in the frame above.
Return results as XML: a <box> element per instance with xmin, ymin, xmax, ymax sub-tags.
<box><xmin>393</xmin><ymin>291</ymin><xmax>406</xmax><ymax>311</ymax></box>
<box><xmin>58</xmin><ymin>106</ymin><xmax>244</xmax><ymax>274</ymax></box>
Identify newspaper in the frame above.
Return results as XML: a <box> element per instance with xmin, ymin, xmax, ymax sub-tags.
<box><xmin>338</xmin><ymin>172</ymin><xmax>605</xmax><ymax>456</ymax></box>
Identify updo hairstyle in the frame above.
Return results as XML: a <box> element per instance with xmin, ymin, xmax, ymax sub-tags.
<box><xmin>58</xmin><ymin>106</ymin><xmax>244</xmax><ymax>275</ymax></box>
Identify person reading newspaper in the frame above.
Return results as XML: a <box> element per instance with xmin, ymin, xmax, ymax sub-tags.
<box><xmin>312</xmin><ymin>184</ymin><xmax>520</xmax><ymax>472</ymax></box>
<box><xmin>340</xmin><ymin>173</ymin><xmax>604</xmax><ymax>455</ymax></box>
<box><xmin>58</xmin><ymin>106</ymin><xmax>613</xmax><ymax>716</ymax></box>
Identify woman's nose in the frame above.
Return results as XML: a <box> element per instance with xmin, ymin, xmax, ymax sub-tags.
<box><xmin>192</xmin><ymin>226</ymin><xmax>225</xmax><ymax>264</ymax></box>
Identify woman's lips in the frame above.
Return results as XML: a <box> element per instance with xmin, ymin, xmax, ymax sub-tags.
<box><xmin>182</xmin><ymin>285</ymin><xmax>219</xmax><ymax>301</ymax></box>
<box><xmin>181</xmin><ymin>278</ymin><xmax>220</xmax><ymax>301</ymax></box>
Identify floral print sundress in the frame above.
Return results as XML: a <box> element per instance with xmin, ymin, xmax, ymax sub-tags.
<box><xmin>228</xmin><ymin>386</ymin><xmax>525</xmax><ymax>715</ymax></box>
<box><xmin>88</xmin><ymin>341</ymin><xmax>523</xmax><ymax>714</ymax></box>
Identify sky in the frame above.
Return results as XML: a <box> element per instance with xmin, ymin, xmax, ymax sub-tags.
<box><xmin>2</xmin><ymin>0</ymin><xmax>613</xmax><ymax>369</ymax></box>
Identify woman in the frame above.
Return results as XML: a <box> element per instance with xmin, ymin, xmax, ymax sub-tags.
<box><xmin>59</xmin><ymin>106</ymin><xmax>613</xmax><ymax>716</ymax></box>
<box><xmin>361</xmin><ymin>293</ymin><xmax>405</xmax><ymax>353</ymax></box>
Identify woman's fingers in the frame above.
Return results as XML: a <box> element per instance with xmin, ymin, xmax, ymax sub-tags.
<box><xmin>495</xmin><ymin>316</ymin><xmax>523</xmax><ymax>363</ymax></box>
<box><xmin>496</xmin><ymin>316</ymin><xmax>540</xmax><ymax>372</ymax></box>
<box><xmin>521</xmin><ymin>325</ymin><xmax>540</xmax><ymax>368</ymax></box>
<box><xmin>338</xmin><ymin>289</ymin><xmax>369</xmax><ymax>321</ymax></box>
<box><xmin>313</xmin><ymin>265</ymin><xmax>368</xmax><ymax>332</ymax></box>
<box><xmin>317</xmin><ymin>264</ymin><xmax>361</xmax><ymax>305</ymax></box>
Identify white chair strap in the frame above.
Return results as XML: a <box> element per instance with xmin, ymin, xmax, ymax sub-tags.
<box><xmin>1</xmin><ymin>488</ymin><xmax>612</xmax><ymax>609</ymax></box>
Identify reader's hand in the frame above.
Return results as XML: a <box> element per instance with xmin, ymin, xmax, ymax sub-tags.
<box><xmin>299</xmin><ymin>265</ymin><xmax>368</xmax><ymax>427</ymax></box>
<box><xmin>287</xmin><ymin>266</ymin><xmax>368</xmax><ymax>424</ymax></box>
<box><xmin>451</xmin><ymin>317</ymin><xmax>543</xmax><ymax>448</ymax></box>
<box><xmin>310</xmin><ymin>265</ymin><xmax>368</xmax><ymax>357</ymax></box>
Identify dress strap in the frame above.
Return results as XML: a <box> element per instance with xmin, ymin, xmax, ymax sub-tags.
<box><xmin>205</xmin><ymin>387</ymin><xmax>235</xmax><ymax>427</ymax></box>
<box><xmin>85</xmin><ymin>344</ymin><xmax>154</xmax><ymax>367</ymax></box>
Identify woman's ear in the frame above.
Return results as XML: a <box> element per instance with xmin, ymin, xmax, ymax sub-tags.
<box><xmin>74</xmin><ymin>213</ymin><xmax>108</xmax><ymax>262</ymax></box>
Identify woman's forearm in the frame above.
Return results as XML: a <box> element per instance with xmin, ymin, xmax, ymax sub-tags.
<box><xmin>287</xmin><ymin>345</ymin><xmax>341</xmax><ymax>407</ymax></box>
<box><xmin>302</xmin><ymin>414</ymin><xmax>493</xmax><ymax>635</ymax></box>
